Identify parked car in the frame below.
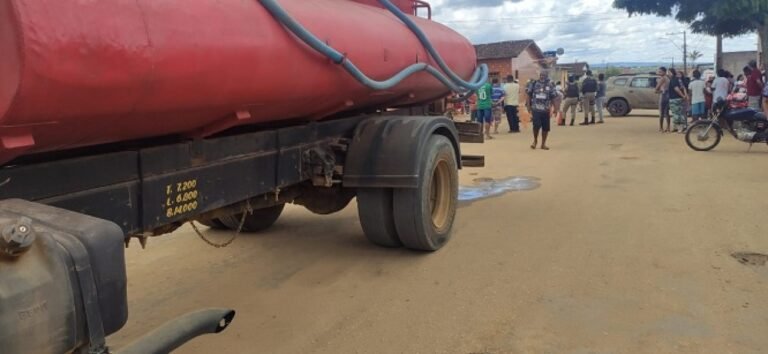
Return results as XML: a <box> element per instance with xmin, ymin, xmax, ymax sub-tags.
<box><xmin>605</xmin><ymin>74</ymin><xmax>659</xmax><ymax>117</ymax></box>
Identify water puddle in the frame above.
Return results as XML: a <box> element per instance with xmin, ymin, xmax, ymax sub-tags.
<box><xmin>459</xmin><ymin>176</ymin><xmax>541</xmax><ymax>206</ymax></box>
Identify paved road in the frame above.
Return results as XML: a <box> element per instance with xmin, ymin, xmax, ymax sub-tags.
<box><xmin>109</xmin><ymin>111</ymin><xmax>768</xmax><ymax>353</ymax></box>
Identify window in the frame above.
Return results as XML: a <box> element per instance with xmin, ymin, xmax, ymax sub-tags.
<box><xmin>613</xmin><ymin>78</ymin><xmax>628</xmax><ymax>86</ymax></box>
<box><xmin>630</xmin><ymin>78</ymin><xmax>651</xmax><ymax>88</ymax></box>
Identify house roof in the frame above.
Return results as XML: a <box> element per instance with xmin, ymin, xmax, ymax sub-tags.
<box><xmin>474</xmin><ymin>40</ymin><xmax>544</xmax><ymax>60</ymax></box>
<box><xmin>555</xmin><ymin>62</ymin><xmax>590</xmax><ymax>75</ymax></box>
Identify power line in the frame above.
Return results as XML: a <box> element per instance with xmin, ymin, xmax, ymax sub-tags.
<box><xmin>435</xmin><ymin>11</ymin><xmax>619</xmax><ymax>22</ymax></box>
<box><xmin>441</xmin><ymin>17</ymin><xmax>633</xmax><ymax>26</ymax></box>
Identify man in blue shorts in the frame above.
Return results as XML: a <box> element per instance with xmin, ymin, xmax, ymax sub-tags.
<box><xmin>476</xmin><ymin>81</ymin><xmax>494</xmax><ymax>139</ymax></box>
<box><xmin>525</xmin><ymin>71</ymin><xmax>558</xmax><ymax>150</ymax></box>
<box><xmin>688</xmin><ymin>70</ymin><xmax>706</xmax><ymax>121</ymax></box>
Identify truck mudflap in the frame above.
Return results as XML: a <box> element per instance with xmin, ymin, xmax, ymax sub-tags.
<box><xmin>343</xmin><ymin>116</ymin><xmax>461</xmax><ymax>189</ymax></box>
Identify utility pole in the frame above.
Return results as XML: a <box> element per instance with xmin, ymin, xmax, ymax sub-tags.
<box><xmin>665</xmin><ymin>31</ymin><xmax>688</xmax><ymax>74</ymax></box>
<box><xmin>683</xmin><ymin>31</ymin><xmax>688</xmax><ymax>75</ymax></box>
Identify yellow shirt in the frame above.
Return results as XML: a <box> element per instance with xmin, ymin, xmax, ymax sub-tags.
<box><xmin>502</xmin><ymin>82</ymin><xmax>519</xmax><ymax>106</ymax></box>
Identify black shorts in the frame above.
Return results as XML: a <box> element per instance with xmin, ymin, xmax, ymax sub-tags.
<box><xmin>532</xmin><ymin>111</ymin><xmax>551</xmax><ymax>132</ymax></box>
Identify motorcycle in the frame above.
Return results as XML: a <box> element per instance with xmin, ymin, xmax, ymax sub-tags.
<box><xmin>685</xmin><ymin>98</ymin><xmax>768</xmax><ymax>151</ymax></box>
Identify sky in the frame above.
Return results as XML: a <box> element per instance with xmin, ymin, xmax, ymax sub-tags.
<box><xmin>428</xmin><ymin>0</ymin><xmax>759</xmax><ymax>65</ymax></box>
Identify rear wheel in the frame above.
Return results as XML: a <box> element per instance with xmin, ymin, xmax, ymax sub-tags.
<box><xmin>392</xmin><ymin>135</ymin><xmax>458</xmax><ymax>251</ymax></box>
<box><xmin>608</xmin><ymin>99</ymin><xmax>629</xmax><ymax>117</ymax></box>
<box><xmin>357</xmin><ymin>189</ymin><xmax>402</xmax><ymax>248</ymax></box>
<box><xmin>219</xmin><ymin>204</ymin><xmax>285</xmax><ymax>232</ymax></box>
<box><xmin>685</xmin><ymin>121</ymin><xmax>722</xmax><ymax>151</ymax></box>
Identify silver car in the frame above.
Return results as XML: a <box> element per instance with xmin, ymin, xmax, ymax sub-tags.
<box><xmin>605</xmin><ymin>74</ymin><xmax>659</xmax><ymax>116</ymax></box>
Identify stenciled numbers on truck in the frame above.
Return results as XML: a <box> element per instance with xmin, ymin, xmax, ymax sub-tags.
<box><xmin>164</xmin><ymin>179</ymin><xmax>200</xmax><ymax>218</ymax></box>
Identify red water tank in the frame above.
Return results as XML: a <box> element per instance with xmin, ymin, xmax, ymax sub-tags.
<box><xmin>0</xmin><ymin>0</ymin><xmax>476</xmax><ymax>164</ymax></box>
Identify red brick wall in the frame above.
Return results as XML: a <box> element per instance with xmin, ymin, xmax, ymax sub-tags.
<box><xmin>479</xmin><ymin>58</ymin><xmax>513</xmax><ymax>82</ymax></box>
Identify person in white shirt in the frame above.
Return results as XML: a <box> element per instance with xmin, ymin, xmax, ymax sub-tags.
<box><xmin>712</xmin><ymin>69</ymin><xmax>731</xmax><ymax>106</ymax></box>
<box><xmin>688</xmin><ymin>70</ymin><xmax>706</xmax><ymax>121</ymax></box>
<box><xmin>502</xmin><ymin>75</ymin><xmax>520</xmax><ymax>133</ymax></box>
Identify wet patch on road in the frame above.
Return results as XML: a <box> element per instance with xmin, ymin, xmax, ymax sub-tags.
<box><xmin>459</xmin><ymin>176</ymin><xmax>540</xmax><ymax>206</ymax></box>
<box><xmin>608</xmin><ymin>143</ymin><xmax>623</xmax><ymax>150</ymax></box>
<box><xmin>732</xmin><ymin>252</ymin><xmax>768</xmax><ymax>266</ymax></box>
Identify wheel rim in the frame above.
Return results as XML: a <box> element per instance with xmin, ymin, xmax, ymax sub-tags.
<box><xmin>429</xmin><ymin>159</ymin><xmax>452</xmax><ymax>232</ymax></box>
<box><xmin>688</xmin><ymin>124</ymin><xmax>717</xmax><ymax>149</ymax></box>
<box><xmin>609</xmin><ymin>101</ymin><xmax>626</xmax><ymax>115</ymax></box>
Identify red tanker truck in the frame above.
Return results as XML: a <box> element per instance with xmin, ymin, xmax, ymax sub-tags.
<box><xmin>0</xmin><ymin>0</ymin><xmax>486</xmax><ymax>352</ymax></box>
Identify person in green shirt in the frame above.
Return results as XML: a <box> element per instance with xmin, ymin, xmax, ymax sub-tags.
<box><xmin>476</xmin><ymin>82</ymin><xmax>494</xmax><ymax>139</ymax></box>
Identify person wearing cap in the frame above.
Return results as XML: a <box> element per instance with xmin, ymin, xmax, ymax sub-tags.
<box><xmin>525</xmin><ymin>71</ymin><xmax>558</xmax><ymax>150</ymax></box>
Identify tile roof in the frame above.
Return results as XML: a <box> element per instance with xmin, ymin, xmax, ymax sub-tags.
<box><xmin>474</xmin><ymin>40</ymin><xmax>541</xmax><ymax>60</ymax></box>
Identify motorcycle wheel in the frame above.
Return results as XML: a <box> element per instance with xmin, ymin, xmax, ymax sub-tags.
<box><xmin>685</xmin><ymin>121</ymin><xmax>721</xmax><ymax>151</ymax></box>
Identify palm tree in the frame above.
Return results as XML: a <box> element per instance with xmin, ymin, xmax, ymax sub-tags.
<box><xmin>688</xmin><ymin>50</ymin><xmax>703</xmax><ymax>68</ymax></box>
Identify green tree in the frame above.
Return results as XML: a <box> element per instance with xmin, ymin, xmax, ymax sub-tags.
<box><xmin>613</xmin><ymin>0</ymin><xmax>768</xmax><ymax>69</ymax></box>
<box><xmin>688</xmin><ymin>50</ymin><xmax>703</xmax><ymax>67</ymax></box>
<box><xmin>605</xmin><ymin>67</ymin><xmax>623</xmax><ymax>78</ymax></box>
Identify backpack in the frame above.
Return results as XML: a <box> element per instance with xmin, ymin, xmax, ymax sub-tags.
<box><xmin>582</xmin><ymin>78</ymin><xmax>598</xmax><ymax>93</ymax></box>
<box><xmin>565</xmin><ymin>83</ymin><xmax>579</xmax><ymax>98</ymax></box>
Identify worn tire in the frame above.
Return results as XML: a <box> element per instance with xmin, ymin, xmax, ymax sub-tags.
<box><xmin>219</xmin><ymin>204</ymin><xmax>285</xmax><ymax>232</ymax></box>
<box><xmin>393</xmin><ymin>135</ymin><xmax>458</xmax><ymax>251</ymax></box>
<box><xmin>357</xmin><ymin>189</ymin><xmax>402</xmax><ymax>248</ymax></box>
<box><xmin>608</xmin><ymin>99</ymin><xmax>629</xmax><ymax>117</ymax></box>
<box><xmin>195</xmin><ymin>217</ymin><xmax>228</xmax><ymax>230</ymax></box>
<box><xmin>685</xmin><ymin>121</ymin><xmax>722</xmax><ymax>151</ymax></box>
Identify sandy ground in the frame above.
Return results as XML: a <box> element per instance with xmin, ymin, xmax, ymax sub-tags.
<box><xmin>108</xmin><ymin>110</ymin><xmax>768</xmax><ymax>354</ymax></box>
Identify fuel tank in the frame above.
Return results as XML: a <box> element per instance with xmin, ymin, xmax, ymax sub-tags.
<box><xmin>0</xmin><ymin>0</ymin><xmax>476</xmax><ymax>164</ymax></box>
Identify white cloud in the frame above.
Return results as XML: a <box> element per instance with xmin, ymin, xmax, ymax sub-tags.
<box><xmin>431</xmin><ymin>0</ymin><xmax>758</xmax><ymax>64</ymax></box>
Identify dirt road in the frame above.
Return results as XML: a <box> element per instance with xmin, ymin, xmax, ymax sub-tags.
<box><xmin>109</xmin><ymin>111</ymin><xmax>768</xmax><ymax>353</ymax></box>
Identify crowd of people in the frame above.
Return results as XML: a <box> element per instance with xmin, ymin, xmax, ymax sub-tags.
<box><xmin>447</xmin><ymin>59</ymin><xmax>768</xmax><ymax>149</ymax></box>
<box><xmin>454</xmin><ymin>70</ymin><xmax>607</xmax><ymax>150</ymax></box>
<box><xmin>655</xmin><ymin>59</ymin><xmax>768</xmax><ymax>133</ymax></box>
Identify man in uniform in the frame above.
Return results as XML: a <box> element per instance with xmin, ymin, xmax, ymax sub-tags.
<box><xmin>526</xmin><ymin>71</ymin><xmax>558</xmax><ymax>150</ymax></box>
<box><xmin>561</xmin><ymin>76</ymin><xmax>580</xmax><ymax>126</ymax></box>
<box><xmin>580</xmin><ymin>70</ymin><xmax>599</xmax><ymax>125</ymax></box>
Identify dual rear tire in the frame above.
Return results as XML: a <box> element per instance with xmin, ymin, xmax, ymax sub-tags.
<box><xmin>357</xmin><ymin>135</ymin><xmax>458</xmax><ymax>251</ymax></box>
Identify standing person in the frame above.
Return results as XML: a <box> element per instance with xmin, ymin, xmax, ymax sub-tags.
<box><xmin>526</xmin><ymin>71</ymin><xmax>558</xmax><ymax>150</ymax></box>
<box><xmin>503</xmin><ymin>75</ymin><xmax>520</xmax><ymax>133</ymax></box>
<box><xmin>726</xmin><ymin>71</ymin><xmax>736</xmax><ymax>92</ymax></box>
<box><xmin>668</xmin><ymin>68</ymin><xmax>688</xmax><ymax>133</ymax></box>
<box><xmin>682</xmin><ymin>72</ymin><xmax>691</xmax><ymax>120</ymax></box>
<box><xmin>746</xmin><ymin>60</ymin><xmax>764</xmax><ymax>111</ymax></box>
<box><xmin>763</xmin><ymin>69</ymin><xmax>768</xmax><ymax>116</ymax></box>
<box><xmin>476</xmin><ymin>81</ymin><xmax>494</xmax><ymax>139</ymax></box>
<box><xmin>704</xmin><ymin>76</ymin><xmax>714</xmax><ymax>118</ymax></box>
<box><xmin>580</xmin><ymin>70</ymin><xmax>598</xmax><ymax>125</ymax></box>
<box><xmin>468</xmin><ymin>93</ymin><xmax>478</xmax><ymax>122</ymax></box>
<box><xmin>688</xmin><ymin>70</ymin><xmax>706</xmax><ymax>121</ymax></box>
<box><xmin>491</xmin><ymin>79</ymin><xmax>506</xmax><ymax>134</ymax></box>
<box><xmin>656</xmin><ymin>67</ymin><xmax>671</xmax><ymax>132</ymax></box>
<box><xmin>561</xmin><ymin>76</ymin><xmax>580</xmax><ymax>126</ymax></box>
<box><xmin>713</xmin><ymin>69</ymin><xmax>730</xmax><ymax>104</ymax></box>
<box><xmin>595</xmin><ymin>73</ymin><xmax>607</xmax><ymax>124</ymax></box>
<box><xmin>553</xmin><ymin>81</ymin><xmax>564</xmax><ymax>126</ymax></box>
